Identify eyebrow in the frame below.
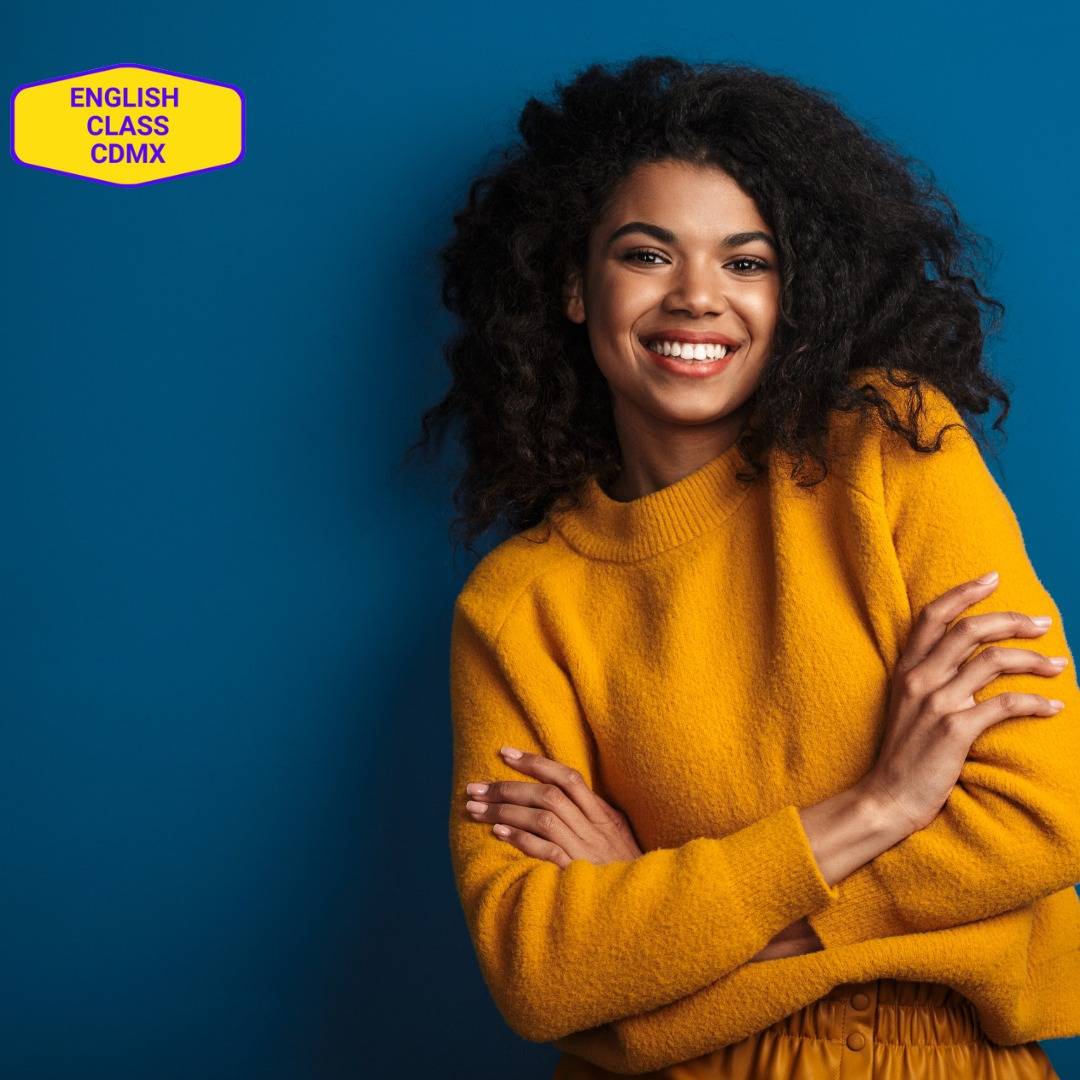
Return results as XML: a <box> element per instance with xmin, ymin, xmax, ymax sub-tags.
<box><xmin>605</xmin><ymin>221</ymin><xmax>777</xmax><ymax>252</ymax></box>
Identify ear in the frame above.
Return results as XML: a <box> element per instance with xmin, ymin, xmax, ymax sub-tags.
<box><xmin>563</xmin><ymin>265</ymin><xmax>586</xmax><ymax>325</ymax></box>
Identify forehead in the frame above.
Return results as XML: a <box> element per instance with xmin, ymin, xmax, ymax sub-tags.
<box><xmin>598</xmin><ymin>159</ymin><xmax>767</xmax><ymax>232</ymax></box>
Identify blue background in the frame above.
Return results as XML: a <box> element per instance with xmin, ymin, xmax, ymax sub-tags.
<box><xmin>4</xmin><ymin>1</ymin><xmax>1078</xmax><ymax>1077</ymax></box>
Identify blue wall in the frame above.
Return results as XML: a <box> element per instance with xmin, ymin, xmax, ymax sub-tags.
<box><xmin>4</xmin><ymin>1</ymin><xmax>1078</xmax><ymax>1076</ymax></box>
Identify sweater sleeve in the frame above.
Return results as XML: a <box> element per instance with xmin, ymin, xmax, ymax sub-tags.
<box><xmin>549</xmin><ymin>974</ymin><xmax>791</xmax><ymax>1074</ymax></box>
<box><xmin>448</xmin><ymin>591</ymin><xmax>842</xmax><ymax>1043</ymax></box>
<box><xmin>807</xmin><ymin>383</ymin><xmax>1080</xmax><ymax>950</ymax></box>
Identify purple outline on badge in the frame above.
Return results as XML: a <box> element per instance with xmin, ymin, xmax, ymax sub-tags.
<box><xmin>9</xmin><ymin>62</ymin><xmax>246</xmax><ymax>187</ymax></box>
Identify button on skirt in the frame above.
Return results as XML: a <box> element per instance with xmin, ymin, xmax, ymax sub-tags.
<box><xmin>553</xmin><ymin>978</ymin><xmax>1060</xmax><ymax>1079</ymax></box>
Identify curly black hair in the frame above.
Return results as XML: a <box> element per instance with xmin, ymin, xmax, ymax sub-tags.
<box><xmin>402</xmin><ymin>55</ymin><xmax>1012</xmax><ymax>559</ymax></box>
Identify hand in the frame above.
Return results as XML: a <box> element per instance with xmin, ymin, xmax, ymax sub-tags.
<box><xmin>462</xmin><ymin>747</ymin><xmax>644</xmax><ymax>867</ymax></box>
<box><xmin>858</xmin><ymin>571</ymin><xmax>1069</xmax><ymax>835</ymax></box>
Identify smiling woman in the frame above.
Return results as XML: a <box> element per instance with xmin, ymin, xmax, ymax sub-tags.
<box><xmin>561</xmin><ymin>160</ymin><xmax>781</xmax><ymax>498</ymax></box>
<box><xmin>404</xmin><ymin>55</ymin><xmax>1078</xmax><ymax>1080</ymax></box>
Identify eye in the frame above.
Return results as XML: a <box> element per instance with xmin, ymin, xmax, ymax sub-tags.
<box><xmin>621</xmin><ymin>248</ymin><xmax>668</xmax><ymax>265</ymax></box>
<box><xmin>727</xmin><ymin>257</ymin><xmax>770</xmax><ymax>274</ymax></box>
<box><xmin>620</xmin><ymin>249</ymin><xmax>771</xmax><ymax>273</ymax></box>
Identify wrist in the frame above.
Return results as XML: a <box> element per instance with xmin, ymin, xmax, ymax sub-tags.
<box><xmin>798</xmin><ymin>783</ymin><xmax>911</xmax><ymax>888</ymax></box>
<box><xmin>749</xmin><ymin>926</ymin><xmax>824</xmax><ymax>963</ymax></box>
<box><xmin>849</xmin><ymin>778</ymin><xmax>921</xmax><ymax>845</ymax></box>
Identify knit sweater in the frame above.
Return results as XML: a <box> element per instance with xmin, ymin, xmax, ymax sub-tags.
<box><xmin>447</xmin><ymin>365</ymin><xmax>1080</xmax><ymax>1076</ymax></box>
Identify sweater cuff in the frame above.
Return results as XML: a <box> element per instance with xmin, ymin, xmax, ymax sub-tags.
<box><xmin>746</xmin><ymin>802</ymin><xmax>843</xmax><ymax>919</ymax></box>
<box><xmin>805</xmin><ymin>863</ymin><xmax>904</xmax><ymax>948</ymax></box>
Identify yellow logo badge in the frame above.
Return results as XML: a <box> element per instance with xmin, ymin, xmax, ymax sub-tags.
<box><xmin>11</xmin><ymin>63</ymin><xmax>245</xmax><ymax>186</ymax></box>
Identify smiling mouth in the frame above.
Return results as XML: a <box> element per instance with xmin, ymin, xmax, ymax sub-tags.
<box><xmin>640</xmin><ymin>338</ymin><xmax>741</xmax><ymax>362</ymax></box>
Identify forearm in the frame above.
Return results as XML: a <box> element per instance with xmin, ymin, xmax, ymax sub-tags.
<box><xmin>805</xmin><ymin>377</ymin><xmax>1080</xmax><ymax>945</ymax></box>
<box><xmin>798</xmin><ymin>782</ymin><xmax>911</xmax><ymax>886</ymax></box>
<box><xmin>551</xmin><ymin>789</ymin><xmax>917</xmax><ymax>1068</ymax></box>
<box><xmin>750</xmin><ymin>786</ymin><xmax>908</xmax><ymax>962</ymax></box>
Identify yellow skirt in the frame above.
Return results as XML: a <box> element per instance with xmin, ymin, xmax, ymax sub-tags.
<box><xmin>554</xmin><ymin>979</ymin><xmax>1059</xmax><ymax>1079</ymax></box>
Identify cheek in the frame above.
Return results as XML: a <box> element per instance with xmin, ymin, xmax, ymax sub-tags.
<box><xmin>593</xmin><ymin>267</ymin><xmax>665</xmax><ymax>316</ymax></box>
<box><xmin>741</xmin><ymin>289</ymin><xmax>780</xmax><ymax>337</ymax></box>
<box><xmin>581</xmin><ymin>320</ymin><xmax>627</xmax><ymax>379</ymax></box>
<box><xmin>586</xmin><ymin>293</ymin><xmax>654</xmax><ymax>357</ymax></box>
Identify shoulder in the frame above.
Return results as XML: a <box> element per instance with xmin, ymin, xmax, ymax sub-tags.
<box><xmin>453</xmin><ymin>522</ymin><xmax>577</xmax><ymax>645</ymax></box>
<box><xmin>824</xmin><ymin>365</ymin><xmax>978</xmax><ymax>503</ymax></box>
<box><xmin>844</xmin><ymin>365</ymin><xmax>970</xmax><ymax>435</ymax></box>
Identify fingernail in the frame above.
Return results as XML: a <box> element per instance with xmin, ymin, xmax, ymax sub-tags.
<box><xmin>466</xmin><ymin>783</ymin><xmax>489</xmax><ymax>795</ymax></box>
<box><xmin>1049</xmin><ymin>699</ymin><xmax>1066</xmax><ymax>710</ymax></box>
<box><xmin>500</xmin><ymin>746</ymin><xmax>522</xmax><ymax>759</ymax></box>
<box><xmin>493</xmin><ymin>824</ymin><xmax>511</xmax><ymax>837</ymax></box>
<box><xmin>1049</xmin><ymin>657</ymin><xmax>1069</xmax><ymax>668</ymax></box>
<box><xmin>976</xmin><ymin>570</ymin><xmax>999</xmax><ymax>584</ymax></box>
<box><xmin>1031</xmin><ymin>616</ymin><xmax>1053</xmax><ymax>628</ymax></box>
<box><xmin>466</xmin><ymin>800</ymin><xmax>486</xmax><ymax>813</ymax></box>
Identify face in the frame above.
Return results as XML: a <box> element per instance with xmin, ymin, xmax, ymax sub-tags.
<box><xmin>564</xmin><ymin>159</ymin><xmax>780</xmax><ymax>448</ymax></box>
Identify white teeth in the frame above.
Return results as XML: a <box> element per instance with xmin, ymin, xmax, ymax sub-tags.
<box><xmin>645</xmin><ymin>340</ymin><xmax>732</xmax><ymax>361</ymax></box>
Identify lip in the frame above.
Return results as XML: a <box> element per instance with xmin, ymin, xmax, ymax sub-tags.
<box><xmin>639</xmin><ymin>329</ymin><xmax>741</xmax><ymax>347</ymax></box>
<box><xmin>641</xmin><ymin>336</ymin><xmax>739</xmax><ymax>378</ymax></box>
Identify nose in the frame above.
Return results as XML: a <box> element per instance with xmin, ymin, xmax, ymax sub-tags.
<box><xmin>663</xmin><ymin>259</ymin><xmax>730</xmax><ymax>317</ymax></box>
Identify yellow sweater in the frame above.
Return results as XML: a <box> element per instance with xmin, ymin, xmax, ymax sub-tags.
<box><xmin>447</xmin><ymin>366</ymin><xmax>1080</xmax><ymax>1076</ymax></box>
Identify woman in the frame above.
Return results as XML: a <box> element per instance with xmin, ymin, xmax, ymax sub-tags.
<box><xmin>407</xmin><ymin>57</ymin><xmax>1080</xmax><ymax>1078</ymax></box>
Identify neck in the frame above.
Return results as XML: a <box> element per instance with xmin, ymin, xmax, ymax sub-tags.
<box><xmin>606</xmin><ymin>400</ymin><xmax>752</xmax><ymax>502</ymax></box>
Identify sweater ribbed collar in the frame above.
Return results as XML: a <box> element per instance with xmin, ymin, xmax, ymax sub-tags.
<box><xmin>552</xmin><ymin>439</ymin><xmax>753</xmax><ymax>562</ymax></box>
